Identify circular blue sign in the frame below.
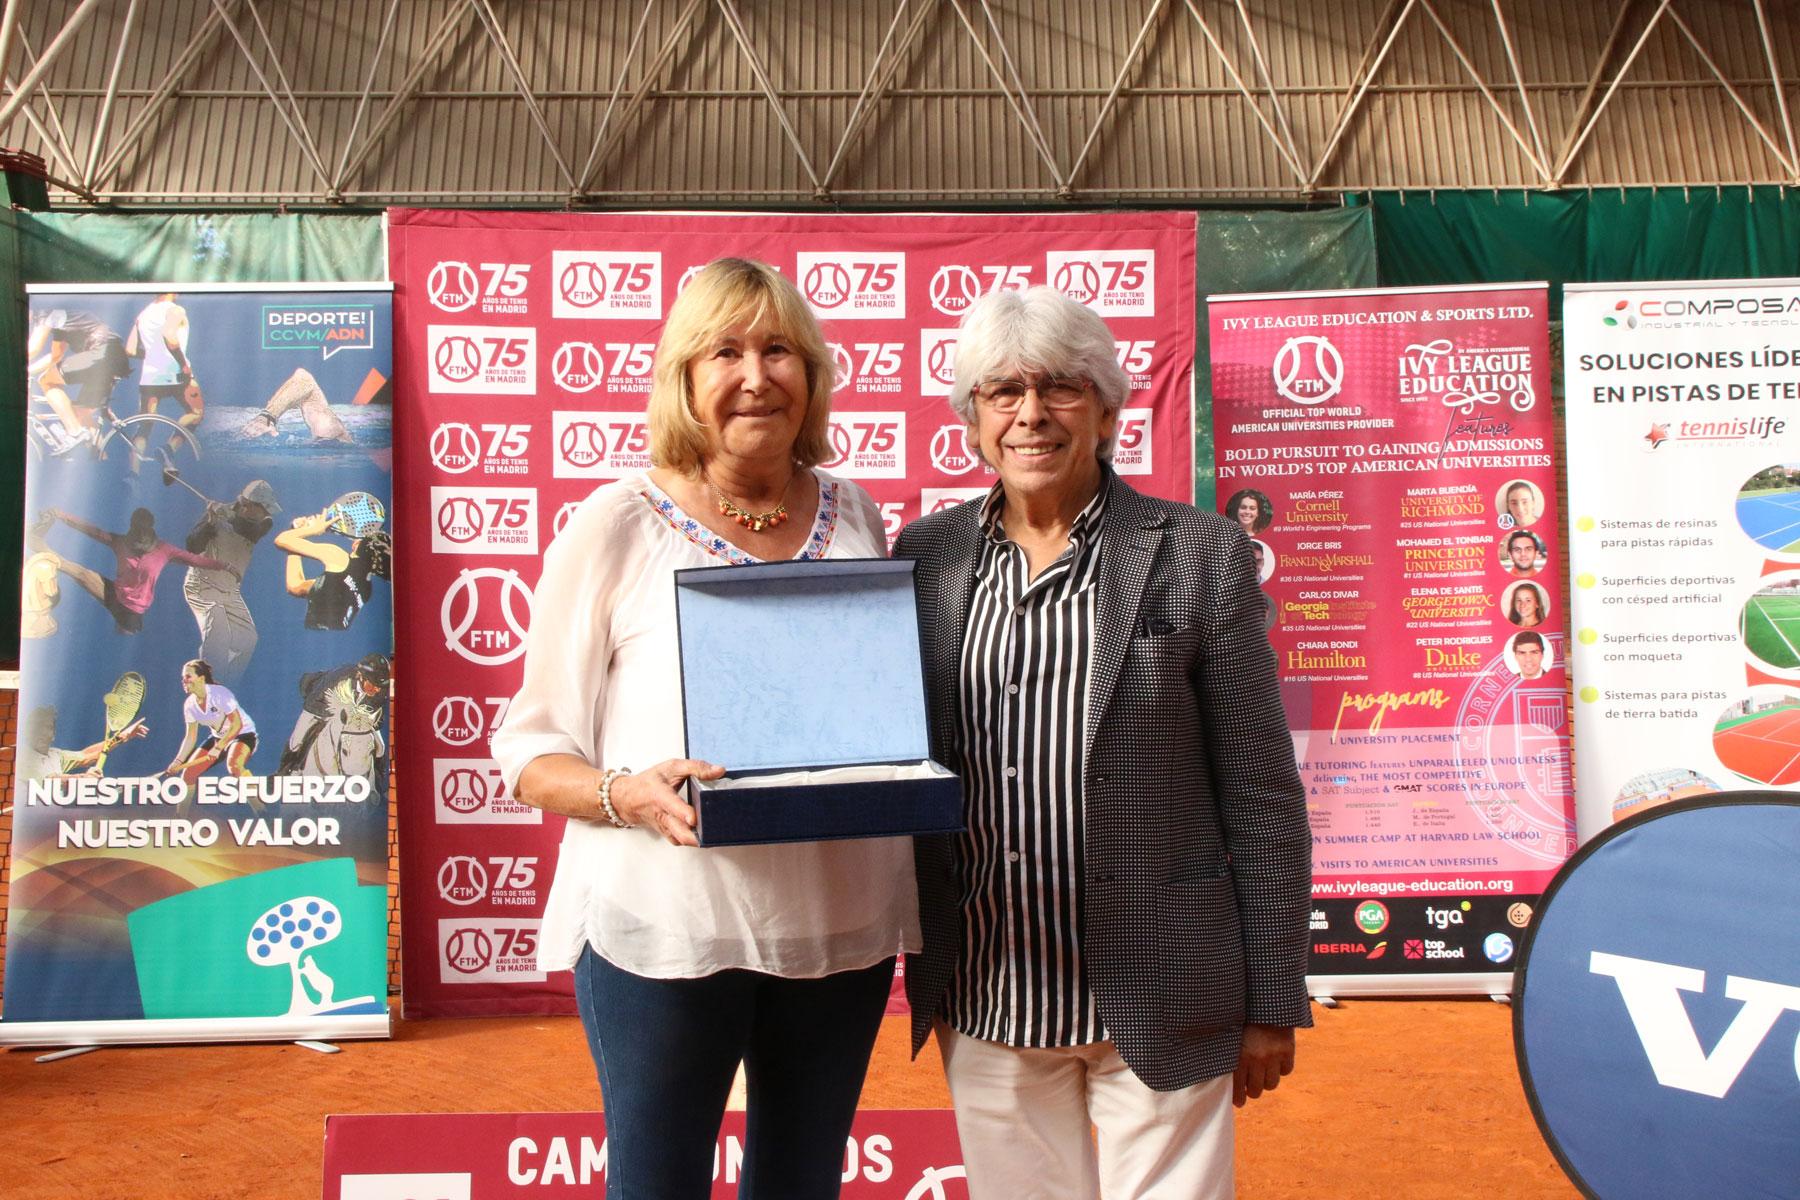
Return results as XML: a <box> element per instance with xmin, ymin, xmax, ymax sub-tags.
<box><xmin>1515</xmin><ymin>795</ymin><xmax>1800</xmax><ymax>1199</ymax></box>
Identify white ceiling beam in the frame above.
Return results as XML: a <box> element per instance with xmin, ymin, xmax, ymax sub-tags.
<box><xmin>581</xmin><ymin>0</ymin><xmax>707</xmax><ymax>194</ymax></box>
<box><xmin>335</xmin><ymin>0</ymin><xmax>477</xmax><ymax>190</ymax></box>
<box><xmin>92</xmin><ymin>3</ymin><xmax>236</xmax><ymax>192</ymax></box>
<box><xmin>212</xmin><ymin>0</ymin><xmax>334</xmax><ymax>191</ymax></box>
<box><xmin>576</xmin><ymin>0</ymin><xmax>657</xmax><ymax>191</ymax></box>
<box><xmin>0</xmin><ymin>0</ymin><xmax>102</xmax><ymax>132</ymax></box>
<box><xmin>243</xmin><ymin>0</ymin><xmax>330</xmax><ymax>177</ymax></box>
<box><xmin>12</xmin><ymin>26</ymin><xmax>81</xmax><ymax>187</ymax></box>
<box><xmin>948</xmin><ymin>0</ymin><xmax>1065</xmax><ymax>192</ymax></box>
<box><xmin>1489</xmin><ymin>0</ymin><xmax>1548</xmax><ymax>175</ymax></box>
<box><xmin>473</xmin><ymin>0</ymin><xmax>577</xmax><ymax>193</ymax></box>
<box><xmin>976</xmin><ymin>0</ymin><xmax>1063</xmax><ymax>191</ymax></box>
<box><xmin>1182</xmin><ymin>0</ymin><xmax>1307</xmax><ymax>185</ymax></box>
<box><xmin>333</xmin><ymin>0</ymin><xmax>403</xmax><ymax>193</ymax></box>
<box><xmin>1548</xmin><ymin>0</ymin><xmax>1636</xmax><ymax>186</ymax></box>
<box><xmin>820</xmin><ymin>0</ymin><xmax>941</xmax><ymax>194</ymax></box>
<box><xmin>715</xmin><ymin>0</ymin><xmax>822</xmax><ymax>192</ymax></box>
<box><xmin>82</xmin><ymin>0</ymin><xmax>143</xmax><ymax>187</ymax></box>
<box><xmin>1307</xmin><ymin>0</ymin><xmax>1417</xmax><ymax>191</ymax></box>
<box><xmin>0</xmin><ymin>0</ymin><xmax>27</xmax><ymax>103</ymax></box>
<box><xmin>4</xmin><ymin>70</ymin><xmax>85</xmax><ymax>192</ymax></box>
<box><xmin>1418</xmin><ymin>0</ymin><xmax>1551</xmax><ymax>182</ymax></box>
<box><xmin>1665</xmin><ymin>2</ymin><xmax>1795</xmax><ymax>177</ymax></box>
<box><xmin>1067</xmin><ymin>0</ymin><xmax>1168</xmax><ymax>190</ymax></box>
<box><xmin>1750</xmin><ymin>0</ymin><xmax>1797</xmax><ymax>181</ymax></box>
<box><xmin>1232</xmin><ymin>0</ymin><xmax>1304</xmax><ymax>177</ymax></box>
<box><xmin>1553</xmin><ymin>0</ymin><xmax>1673</xmax><ymax>182</ymax></box>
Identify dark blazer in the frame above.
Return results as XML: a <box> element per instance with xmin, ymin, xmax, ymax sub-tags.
<box><xmin>894</xmin><ymin>472</ymin><xmax>1313</xmax><ymax>1092</ymax></box>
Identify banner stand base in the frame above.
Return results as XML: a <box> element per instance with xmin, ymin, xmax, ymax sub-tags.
<box><xmin>1306</xmin><ymin>972</ymin><xmax>1515</xmax><ymax>999</ymax></box>
<box><xmin>35</xmin><ymin>1046</ymin><xmax>101</xmax><ymax>1064</ymax></box>
<box><xmin>0</xmin><ymin>1012</ymin><xmax>391</xmax><ymax>1049</ymax></box>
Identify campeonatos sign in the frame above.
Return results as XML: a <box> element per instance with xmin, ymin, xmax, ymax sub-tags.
<box><xmin>326</xmin><ymin>1111</ymin><xmax>967</xmax><ymax>1199</ymax></box>
<box><xmin>1515</xmin><ymin>795</ymin><xmax>1800</xmax><ymax>1200</ymax></box>
<box><xmin>390</xmin><ymin>208</ymin><xmax>1196</xmax><ymax>1018</ymax></box>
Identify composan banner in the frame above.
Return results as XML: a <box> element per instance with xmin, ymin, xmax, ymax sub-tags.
<box><xmin>2</xmin><ymin>283</ymin><xmax>393</xmax><ymax>1046</ymax></box>
<box><xmin>1208</xmin><ymin>283</ymin><xmax>1571</xmax><ymax>995</ymax></box>
<box><xmin>389</xmin><ymin>209</ymin><xmax>1197</xmax><ymax>1016</ymax></box>
<box><xmin>325</xmin><ymin>1110</ymin><xmax>965</xmax><ymax>1198</ymax></box>
<box><xmin>1563</xmin><ymin>279</ymin><xmax>1800</xmax><ymax>836</ymax></box>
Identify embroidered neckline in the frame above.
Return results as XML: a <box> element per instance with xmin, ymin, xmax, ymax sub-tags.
<box><xmin>638</xmin><ymin>475</ymin><xmax>840</xmax><ymax>564</ymax></box>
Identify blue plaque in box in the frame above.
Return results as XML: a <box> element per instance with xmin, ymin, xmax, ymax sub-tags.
<box><xmin>674</xmin><ymin>558</ymin><xmax>964</xmax><ymax>846</ymax></box>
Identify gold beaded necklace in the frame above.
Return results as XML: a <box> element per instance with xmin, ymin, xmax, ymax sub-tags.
<box><xmin>707</xmin><ymin>478</ymin><xmax>790</xmax><ymax>533</ymax></box>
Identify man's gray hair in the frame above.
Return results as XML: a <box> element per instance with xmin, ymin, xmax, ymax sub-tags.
<box><xmin>948</xmin><ymin>286</ymin><xmax>1131</xmax><ymax>457</ymax></box>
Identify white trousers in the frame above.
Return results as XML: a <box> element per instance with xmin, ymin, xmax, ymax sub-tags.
<box><xmin>936</xmin><ymin>1023</ymin><xmax>1235</xmax><ymax>1200</ymax></box>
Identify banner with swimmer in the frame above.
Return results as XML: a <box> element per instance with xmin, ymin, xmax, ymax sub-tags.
<box><xmin>1208</xmin><ymin>283</ymin><xmax>1572</xmax><ymax>995</ymax></box>
<box><xmin>1564</xmin><ymin>279</ymin><xmax>1800</xmax><ymax>839</ymax></box>
<box><xmin>2</xmin><ymin>283</ymin><xmax>394</xmax><ymax>1046</ymax></box>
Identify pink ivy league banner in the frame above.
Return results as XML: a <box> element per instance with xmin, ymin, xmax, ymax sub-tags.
<box><xmin>1209</xmin><ymin>283</ymin><xmax>1571</xmax><ymax>997</ymax></box>
<box><xmin>390</xmin><ymin>209</ymin><xmax>1196</xmax><ymax>1016</ymax></box>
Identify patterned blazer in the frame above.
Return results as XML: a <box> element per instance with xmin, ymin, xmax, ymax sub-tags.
<box><xmin>894</xmin><ymin>472</ymin><xmax>1314</xmax><ymax>1092</ymax></box>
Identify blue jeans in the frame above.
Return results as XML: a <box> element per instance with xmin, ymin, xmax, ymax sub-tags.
<box><xmin>573</xmin><ymin>947</ymin><xmax>895</xmax><ymax>1200</ymax></box>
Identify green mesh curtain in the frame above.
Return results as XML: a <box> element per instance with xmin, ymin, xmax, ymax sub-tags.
<box><xmin>1359</xmin><ymin>187</ymin><xmax>1800</xmax><ymax>311</ymax></box>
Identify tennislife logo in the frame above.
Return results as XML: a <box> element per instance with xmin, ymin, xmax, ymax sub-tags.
<box><xmin>1621</xmin><ymin>413</ymin><xmax>1786</xmax><ymax>447</ymax></box>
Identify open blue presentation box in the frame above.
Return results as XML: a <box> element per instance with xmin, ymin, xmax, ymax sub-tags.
<box><xmin>674</xmin><ymin>557</ymin><xmax>964</xmax><ymax>847</ymax></box>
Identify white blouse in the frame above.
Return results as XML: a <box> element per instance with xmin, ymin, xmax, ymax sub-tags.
<box><xmin>491</xmin><ymin>470</ymin><xmax>923</xmax><ymax>978</ymax></box>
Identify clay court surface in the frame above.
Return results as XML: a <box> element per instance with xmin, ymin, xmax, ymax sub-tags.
<box><xmin>0</xmin><ymin>1001</ymin><xmax>1579</xmax><ymax>1200</ymax></box>
<box><xmin>1713</xmin><ymin>703</ymin><xmax>1800</xmax><ymax>786</ymax></box>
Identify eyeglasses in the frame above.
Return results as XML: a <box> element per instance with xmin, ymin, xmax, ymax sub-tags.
<box><xmin>971</xmin><ymin>375</ymin><xmax>1092</xmax><ymax>413</ymax></box>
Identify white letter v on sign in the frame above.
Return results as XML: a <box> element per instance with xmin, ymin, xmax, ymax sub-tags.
<box><xmin>1589</xmin><ymin>950</ymin><xmax>1800</xmax><ymax>1099</ymax></box>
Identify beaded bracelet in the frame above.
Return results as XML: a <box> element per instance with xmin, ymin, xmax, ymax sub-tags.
<box><xmin>598</xmin><ymin>767</ymin><xmax>632</xmax><ymax>828</ymax></box>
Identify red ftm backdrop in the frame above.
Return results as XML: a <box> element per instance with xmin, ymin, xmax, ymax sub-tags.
<box><xmin>390</xmin><ymin>209</ymin><xmax>1197</xmax><ymax>1016</ymax></box>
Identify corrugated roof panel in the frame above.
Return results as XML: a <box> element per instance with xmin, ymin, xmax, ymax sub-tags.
<box><xmin>6</xmin><ymin>0</ymin><xmax>1797</xmax><ymax>205</ymax></box>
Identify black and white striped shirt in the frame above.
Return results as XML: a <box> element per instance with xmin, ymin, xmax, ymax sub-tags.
<box><xmin>947</xmin><ymin>481</ymin><xmax>1108</xmax><ymax>1047</ymax></box>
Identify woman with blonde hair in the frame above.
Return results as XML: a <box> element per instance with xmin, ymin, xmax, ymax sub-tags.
<box><xmin>492</xmin><ymin>257</ymin><xmax>919</xmax><ymax>1199</ymax></box>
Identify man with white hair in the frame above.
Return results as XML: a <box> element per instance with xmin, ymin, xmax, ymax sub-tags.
<box><xmin>895</xmin><ymin>286</ymin><xmax>1312</xmax><ymax>1200</ymax></box>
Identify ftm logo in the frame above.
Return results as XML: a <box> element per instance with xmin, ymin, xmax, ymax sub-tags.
<box><xmin>1591</xmin><ymin>950</ymin><xmax>1800</xmax><ymax>1098</ymax></box>
<box><xmin>440</xmin><ymin>568</ymin><xmax>534</xmax><ymax>666</ymax></box>
<box><xmin>1272</xmin><ymin>335</ymin><xmax>1344</xmax><ymax>405</ymax></box>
